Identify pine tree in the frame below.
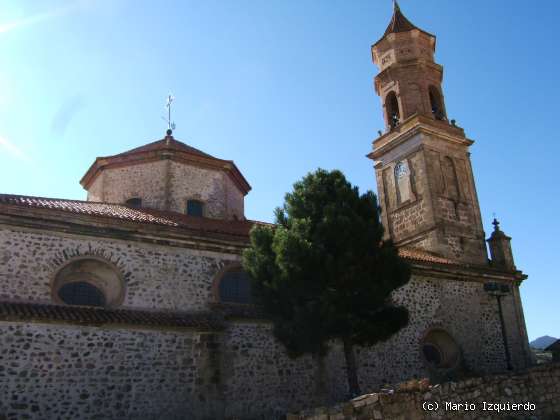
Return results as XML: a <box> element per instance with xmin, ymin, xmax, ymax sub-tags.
<box><xmin>243</xmin><ymin>169</ymin><xmax>411</xmax><ymax>396</ymax></box>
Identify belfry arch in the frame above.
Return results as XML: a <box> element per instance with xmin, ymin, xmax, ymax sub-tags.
<box><xmin>385</xmin><ymin>91</ymin><xmax>400</xmax><ymax>128</ymax></box>
<box><xmin>429</xmin><ymin>85</ymin><xmax>446</xmax><ymax>120</ymax></box>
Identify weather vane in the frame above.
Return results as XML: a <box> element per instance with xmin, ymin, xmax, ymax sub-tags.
<box><xmin>163</xmin><ymin>92</ymin><xmax>176</xmax><ymax>133</ymax></box>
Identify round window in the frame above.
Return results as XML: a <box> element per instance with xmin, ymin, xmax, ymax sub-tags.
<box><xmin>422</xmin><ymin>343</ymin><xmax>443</xmax><ymax>366</ymax></box>
<box><xmin>421</xmin><ymin>329</ymin><xmax>460</xmax><ymax>369</ymax></box>
<box><xmin>52</xmin><ymin>257</ymin><xmax>124</xmax><ymax>308</ymax></box>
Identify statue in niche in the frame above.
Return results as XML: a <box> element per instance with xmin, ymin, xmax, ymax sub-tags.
<box><xmin>395</xmin><ymin>160</ymin><xmax>412</xmax><ymax>204</ymax></box>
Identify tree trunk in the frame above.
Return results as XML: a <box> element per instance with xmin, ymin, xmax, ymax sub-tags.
<box><xmin>313</xmin><ymin>354</ymin><xmax>329</xmax><ymax>406</ymax></box>
<box><xmin>343</xmin><ymin>338</ymin><xmax>360</xmax><ymax>397</ymax></box>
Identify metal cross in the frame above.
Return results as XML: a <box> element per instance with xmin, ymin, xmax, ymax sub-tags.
<box><xmin>164</xmin><ymin>93</ymin><xmax>176</xmax><ymax>131</ymax></box>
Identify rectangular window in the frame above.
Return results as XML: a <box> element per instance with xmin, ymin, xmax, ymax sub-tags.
<box><xmin>186</xmin><ymin>200</ymin><xmax>203</xmax><ymax>217</ymax></box>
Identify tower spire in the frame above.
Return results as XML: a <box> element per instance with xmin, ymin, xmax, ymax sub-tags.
<box><xmin>382</xmin><ymin>1</ymin><xmax>425</xmax><ymax>37</ymax></box>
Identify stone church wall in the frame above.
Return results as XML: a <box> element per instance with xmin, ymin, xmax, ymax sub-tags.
<box><xmin>85</xmin><ymin>160</ymin><xmax>245</xmax><ymax>220</ymax></box>
<box><xmin>219</xmin><ymin>277</ymin><xmax>529</xmax><ymax>419</ymax></box>
<box><xmin>353</xmin><ymin>276</ymin><xmax>528</xmax><ymax>390</ymax></box>
<box><xmin>0</xmin><ymin>321</ymin><xmax>223</xmax><ymax>420</ymax></box>
<box><xmin>89</xmin><ymin>160</ymin><xmax>169</xmax><ymax>208</ymax></box>
<box><xmin>168</xmin><ymin>161</ymin><xmax>244</xmax><ymax>220</ymax></box>
<box><xmin>0</xmin><ymin>225</ymin><xmax>531</xmax><ymax>419</ymax></box>
<box><xmin>0</xmin><ymin>226</ymin><xmax>239</xmax><ymax>311</ymax></box>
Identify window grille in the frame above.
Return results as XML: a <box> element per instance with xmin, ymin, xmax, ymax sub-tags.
<box><xmin>58</xmin><ymin>281</ymin><xmax>107</xmax><ymax>307</ymax></box>
<box><xmin>186</xmin><ymin>200</ymin><xmax>203</xmax><ymax>217</ymax></box>
<box><xmin>219</xmin><ymin>270</ymin><xmax>252</xmax><ymax>304</ymax></box>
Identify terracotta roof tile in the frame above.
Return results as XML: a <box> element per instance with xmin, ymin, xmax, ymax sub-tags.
<box><xmin>1</xmin><ymin>195</ymin><xmax>458</xmax><ymax>265</ymax></box>
<box><xmin>0</xmin><ymin>301</ymin><xmax>223</xmax><ymax>331</ymax></box>
<box><xmin>113</xmin><ymin>137</ymin><xmax>214</xmax><ymax>159</ymax></box>
<box><xmin>209</xmin><ymin>302</ymin><xmax>265</xmax><ymax>319</ymax></box>
<box><xmin>0</xmin><ymin>193</ymin><xmax>263</xmax><ymax>238</ymax></box>
<box><xmin>398</xmin><ymin>247</ymin><xmax>454</xmax><ymax>265</ymax></box>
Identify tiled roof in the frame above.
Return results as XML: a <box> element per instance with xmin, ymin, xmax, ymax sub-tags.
<box><xmin>80</xmin><ymin>134</ymin><xmax>252</xmax><ymax>195</ymax></box>
<box><xmin>114</xmin><ymin>137</ymin><xmax>214</xmax><ymax>160</ymax></box>
<box><xmin>210</xmin><ymin>302</ymin><xmax>265</xmax><ymax>320</ymax></box>
<box><xmin>398</xmin><ymin>247</ymin><xmax>454</xmax><ymax>265</ymax></box>
<box><xmin>0</xmin><ymin>194</ymin><xmax>456</xmax><ymax>264</ymax></box>
<box><xmin>0</xmin><ymin>301</ymin><xmax>223</xmax><ymax>331</ymax></box>
<box><xmin>0</xmin><ymin>194</ymin><xmax>261</xmax><ymax>239</ymax></box>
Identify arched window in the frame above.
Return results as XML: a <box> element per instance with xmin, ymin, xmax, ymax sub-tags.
<box><xmin>52</xmin><ymin>257</ymin><xmax>124</xmax><ymax>308</ymax></box>
<box><xmin>218</xmin><ymin>268</ymin><xmax>253</xmax><ymax>304</ymax></box>
<box><xmin>186</xmin><ymin>200</ymin><xmax>204</xmax><ymax>217</ymax></box>
<box><xmin>421</xmin><ymin>329</ymin><xmax>461</xmax><ymax>369</ymax></box>
<box><xmin>125</xmin><ymin>197</ymin><xmax>142</xmax><ymax>208</ymax></box>
<box><xmin>385</xmin><ymin>91</ymin><xmax>400</xmax><ymax>128</ymax></box>
<box><xmin>429</xmin><ymin>86</ymin><xmax>446</xmax><ymax>121</ymax></box>
<box><xmin>58</xmin><ymin>282</ymin><xmax>106</xmax><ymax>307</ymax></box>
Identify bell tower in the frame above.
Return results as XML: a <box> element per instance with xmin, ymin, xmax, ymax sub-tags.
<box><xmin>368</xmin><ymin>2</ymin><xmax>488</xmax><ymax>265</ymax></box>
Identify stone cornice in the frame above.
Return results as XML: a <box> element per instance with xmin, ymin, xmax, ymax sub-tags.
<box><xmin>0</xmin><ymin>205</ymin><xmax>249</xmax><ymax>255</ymax></box>
<box><xmin>409</xmin><ymin>259</ymin><xmax>527</xmax><ymax>284</ymax></box>
<box><xmin>368</xmin><ymin>114</ymin><xmax>472</xmax><ymax>161</ymax></box>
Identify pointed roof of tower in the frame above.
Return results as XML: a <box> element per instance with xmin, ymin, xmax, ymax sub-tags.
<box><xmin>384</xmin><ymin>1</ymin><xmax>419</xmax><ymax>35</ymax></box>
<box><xmin>373</xmin><ymin>2</ymin><xmax>435</xmax><ymax>48</ymax></box>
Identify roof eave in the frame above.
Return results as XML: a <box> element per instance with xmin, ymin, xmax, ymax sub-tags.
<box><xmin>80</xmin><ymin>150</ymin><xmax>252</xmax><ymax>195</ymax></box>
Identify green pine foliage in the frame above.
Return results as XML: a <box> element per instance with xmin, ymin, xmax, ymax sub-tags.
<box><xmin>243</xmin><ymin>169</ymin><xmax>411</xmax><ymax>395</ymax></box>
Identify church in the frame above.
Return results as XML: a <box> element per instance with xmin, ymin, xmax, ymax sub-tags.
<box><xmin>0</xmin><ymin>3</ymin><xmax>532</xmax><ymax>419</ymax></box>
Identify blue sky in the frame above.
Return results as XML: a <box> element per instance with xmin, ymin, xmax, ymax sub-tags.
<box><xmin>0</xmin><ymin>0</ymin><xmax>558</xmax><ymax>341</ymax></box>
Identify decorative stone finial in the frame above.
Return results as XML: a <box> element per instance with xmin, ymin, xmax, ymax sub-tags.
<box><xmin>487</xmin><ymin>217</ymin><xmax>515</xmax><ymax>270</ymax></box>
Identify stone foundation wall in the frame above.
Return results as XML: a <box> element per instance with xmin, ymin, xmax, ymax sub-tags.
<box><xmin>290</xmin><ymin>362</ymin><xmax>560</xmax><ymax>420</ymax></box>
<box><xmin>0</xmin><ymin>322</ymin><xmax>222</xmax><ymax>420</ymax></box>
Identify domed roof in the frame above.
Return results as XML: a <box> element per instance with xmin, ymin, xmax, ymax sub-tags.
<box><xmin>80</xmin><ymin>132</ymin><xmax>251</xmax><ymax>196</ymax></box>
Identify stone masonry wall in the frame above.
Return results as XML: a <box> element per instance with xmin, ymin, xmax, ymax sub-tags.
<box><xmin>168</xmin><ymin>161</ymin><xmax>244</xmax><ymax>220</ymax></box>
<box><xmin>0</xmin><ymin>224</ymin><xmax>531</xmax><ymax>419</ymax></box>
<box><xmin>291</xmin><ymin>362</ymin><xmax>560</xmax><ymax>420</ymax></box>
<box><xmin>85</xmin><ymin>160</ymin><xmax>244</xmax><ymax>220</ymax></box>
<box><xmin>353</xmin><ymin>275</ymin><xmax>529</xmax><ymax>388</ymax></box>
<box><xmin>219</xmin><ymin>277</ymin><xmax>530</xmax><ymax>419</ymax></box>
<box><xmin>0</xmin><ymin>322</ymin><xmax>222</xmax><ymax>420</ymax></box>
<box><xmin>0</xmin><ymin>226</ymin><xmax>239</xmax><ymax>311</ymax></box>
<box><xmin>89</xmin><ymin>160</ymin><xmax>168</xmax><ymax>208</ymax></box>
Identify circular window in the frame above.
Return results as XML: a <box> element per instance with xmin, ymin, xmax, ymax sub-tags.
<box><xmin>422</xmin><ymin>343</ymin><xmax>443</xmax><ymax>366</ymax></box>
<box><xmin>421</xmin><ymin>329</ymin><xmax>460</xmax><ymax>369</ymax></box>
<box><xmin>52</xmin><ymin>257</ymin><xmax>124</xmax><ymax>308</ymax></box>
